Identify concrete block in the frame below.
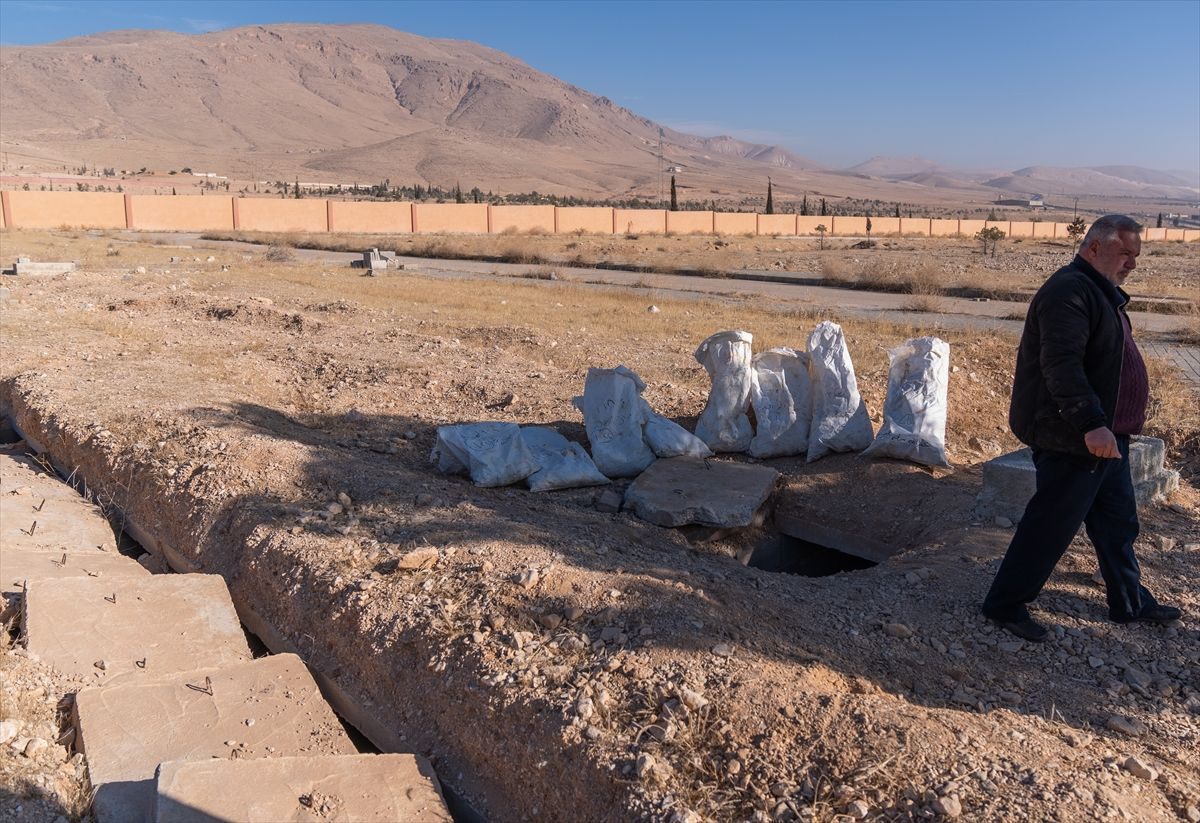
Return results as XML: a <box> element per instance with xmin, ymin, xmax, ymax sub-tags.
<box><xmin>24</xmin><ymin>574</ymin><xmax>251</xmax><ymax>681</ymax></box>
<box><xmin>976</xmin><ymin>436</ymin><xmax>1178</xmax><ymax>522</ymax></box>
<box><xmin>624</xmin><ymin>457</ymin><xmax>779</xmax><ymax>528</ymax></box>
<box><xmin>75</xmin><ymin>653</ymin><xmax>356</xmax><ymax>823</ymax></box>
<box><xmin>1</xmin><ymin>548</ymin><xmax>149</xmax><ymax>624</ymax></box>
<box><xmin>12</xmin><ymin>261</ymin><xmax>76</xmax><ymax>275</ymax></box>
<box><xmin>154</xmin><ymin>753</ymin><xmax>451</xmax><ymax>822</ymax></box>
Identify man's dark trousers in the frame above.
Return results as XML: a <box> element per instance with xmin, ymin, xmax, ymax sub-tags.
<box><xmin>983</xmin><ymin>435</ymin><xmax>1154</xmax><ymax>622</ymax></box>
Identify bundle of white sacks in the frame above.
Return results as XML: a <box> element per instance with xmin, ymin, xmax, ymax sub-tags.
<box><xmin>432</xmin><ymin>321</ymin><xmax>950</xmax><ymax>490</ymax></box>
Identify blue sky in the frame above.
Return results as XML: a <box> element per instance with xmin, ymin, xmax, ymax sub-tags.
<box><xmin>1</xmin><ymin>0</ymin><xmax>1197</xmax><ymax>173</ymax></box>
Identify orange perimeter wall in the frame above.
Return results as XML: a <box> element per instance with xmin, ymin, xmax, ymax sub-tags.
<box><xmin>130</xmin><ymin>195</ymin><xmax>235</xmax><ymax>231</ymax></box>
<box><xmin>237</xmin><ymin>198</ymin><xmax>328</xmax><ymax>232</ymax></box>
<box><xmin>870</xmin><ymin>217</ymin><xmax>901</xmax><ymax>235</ymax></box>
<box><xmin>900</xmin><ymin>217</ymin><xmax>932</xmax><ymax>236</ymax></box>
<box><xmin>795</xmin><ymin>216</ymin><xmax>828</xmax><ymax>235</ymax></box>
<box><xmin>6</xmin><ymin>191</ymin><xmax>126</xmax><ymax>229</ymax></box>
<box><xmin>328</xmin><ymin>201</ymin><xmax>413</xmax><ymax>234</ymax></box>
<box><xmin>666</xmin><ymin>211</ymin><xmax>714</xmax><ymax>234</ymax></box>
<box><xmin>832</xmin><ymin>216</ymin><xmax>867</xmax><ymax>235</ymax></box>
<box><xmin>757</xmin><ymin>214</ymin><xmax>797</xmax><ymax>235</ymax></box>
<box><xmin>413</xmin><ymin>204</ymin><xmax>488</xmax><ymax>234</ymax></box>
<box><xmin>556</xmin><ymin>207</ymin><xmax>613</xmax><ymax>234</ymax></box>
<box><xmin>713</xmin><ymin>212</ymin><xmax>756</xmax><ymax>235</ymax></box>
<box><xmin>490</xmin><ymin>205</ymin><xmax>555</xmax><ymax>234</ymax></box>
<box><xmin>614</xmin><ymin>209</ymin><xmax>667</xmax><ymax>235</ymax></box>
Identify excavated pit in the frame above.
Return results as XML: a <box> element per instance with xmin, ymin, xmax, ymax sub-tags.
<box><xmin>745</xmin><ymin>533</ymin><xmax>878</xmax><ymax>577</ymax></box>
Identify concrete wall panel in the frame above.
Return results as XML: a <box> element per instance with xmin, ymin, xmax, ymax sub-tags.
<box><xmin>869</xmin><ymin>217</ymin><xmax>901</xmax><ymax>235</ymax></box>
<box><xmin>555</xmin><ymin>207</ymin><xmax>613</xmax><ymax>234</ymax></box>
<box><xmin>714</xmin><ymin>212</ymin><xmax>757</xmax><ymax>235</ymax></box>
<box><xmin>900</xmin><ymin>217</ymin><xmax>932</xmax><ymax>236</ymax></box>
<box><xmin>7</xmin><ymin>191</ymin><xmax>126</xmax><ymax>229</ymax></box>
<box><xmin>1183</xmin><ymin>229</ymin><xmax>1199</xmax><ymax>242</ymax></box>
<box><xmin>130</xmin><ymin>195</ymin><xmax>234</xmax><ymax>232</ymax></box>
<box><xmin>959</xmin><ymin>219</ymin><xmax>988</xmax><ymax>237</ymax></box>
<box><xmin>929</xmin><ymin>219</ymin><xmax>960</xmax><ymax>237</ymax></box>
<box><xmin>832</xmin><ymin>216</ymin><xmax>867</xmax><ymax>236</ymax></box>
<box><xmin>329</xmin><ymin>201</ymin><xmax>412</xmax><ymax>234</ymax></box>
<box><xmin>796</xmin><ymin>216</ymin><xmax>830</xmax><ymax>235</ymax></box>
<box><xmin>666</xmin><ymin>211</ymin><xmax>714</xmax><ymax>235</ymax></box>
<box><xmin>490</xmin><ymin>205</ymin><xmax>555</xmax><ymax>234</ymax></box>
<box><xmin>237</xmin><ymin>199</ymin><xmax>328</xmax><ymax>232</ymax></box>
<box><xmin>1142</xmin><ymin>227</ymin><xmax>1167</xmax><ymax>241</ymax></box>
<box><xmin>1008</xmin><ymin>221</ymin><xmax>1035</xmax><ymax>238</ymax></box>
<box><xmin>1033</xmin><ymin>222</ymin><xmax>1057</xmax><ymax>239</ymax></box>
<box><xmin>412</xmin><ymin>204</ymin><xmax>488</xmax><ymax>234</ymax></box>
<box><xmin>614</xmin><ymin>209</ymin><xmax>666</xmax><ymax>235</ymax></box>
<box><xmin>1164</xmin><ymin>228</ymin><xmax>1188</xmax><ymax>241</ymax></box>
<box><xmin>757</xmin><ymin>214</ymin><xmax>797</xmax><ymax>236</ymax></box>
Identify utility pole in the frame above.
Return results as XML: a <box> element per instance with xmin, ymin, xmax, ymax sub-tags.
<box><xmin>1073</xmin><ymin>197</ymin><xmax>1078</xmax><ymax>219</ymax></box>
<box><xmin>658</xmin><ymin>127</ymin><xmax>664</xmax><ymax>208</ymax></box>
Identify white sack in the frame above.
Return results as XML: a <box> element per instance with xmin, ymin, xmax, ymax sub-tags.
<box><xmin>806</xmin><ymin>321</ymin><xmax>874</xmax><ymax>462</ymax></box>
<box><xmin>863</xmin><ymin>336</ymin><xmax>950</xmax><ymax>467</ymax></box>
<box><xmin>639</xmin><ymin>398</ymin><xmax>713</xmax><ymax>459</ymax></box>
<box><xmin>693</xmin><ymin>330</ymin><xmax>756</xmax><ymax>453</ymax></box>
<box><xmin>749</xmin><ymin>347</ymin><xmax>812</xmax><ymax>458</ymax></box>
<box><xmin>431</xmin><ymin>421</ymin><xmax>539</xmax><ymax>487</ymax></box>
<box><xmin>519</xmin><ymin>426</ymin><xmax>610</xmax><ymax>492</ymax></box>
<box><xmin>571</xmin><ymin>365</ymin><xmax>656</xmax><ymax>477</ymax></box>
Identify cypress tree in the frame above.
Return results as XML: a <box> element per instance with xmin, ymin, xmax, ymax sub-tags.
<box><xmin>820</xmin><ymin>198</ymin><xmax>827</xmax><ymax>216</ymax></box>
<box><xmin>765</xmin><ymin>178</ymin><xmax>774</xmax><ymax>215</ymax></box>
<box><xmin>669</xmin><ymin>175</ymin><xmax>678</xmax><ymax>211</ymax></box>
<box><xmin>1157</xmin><ymin>213</ymin><xmax>1163</xmax><ymax>228</ymax></box>
<box><xmin>801</xmin><ymin>194</ymin><xmax>809</xmax><ymax>216</ymax></box>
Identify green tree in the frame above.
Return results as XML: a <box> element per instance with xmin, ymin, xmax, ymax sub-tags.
<box><xmin>294</xmin><ymin>177</ymin><xmax>302</xmax><ymax>199</ymax></box>
<box><xmin>819</xmin><ymin>198</ymin><xmax>827</xmax><ymax>216</ymax></box>
<box><xmin>975</xmin><ymin>226</ymin><xmax>1005</xmax><ymax>257</ymax></box>
<box><xmin>670</xmin><ymin>175</ymin><xmax>678</xmax><ymax>211</ymax></box>
<box><xmin>801</xmin><ymin>193</ymin><xmax>809</xmax><ymax>216</ymax></box>
<box><xmin>987</xmin><ymin>209</ymin><xmax>1001</xmax><ymax>222</ymax></box>
<box><xmin>765</xmin><ymin>178</ymin><xmax>774</xmax><ymax>215</ymax></box>
<box><xmin>815</xmin><ymin>224</ymin><xmax>828</xmax><ymax>250</ymax></box>
<box><xmin>454</xmin><ymin>182</ymin><xmax>464</xmax><ymax>204</ymax></box>
<box><xmin>865</xmin><ymin>215</ymin><xmax>873</xmax><ymax>242</ymax></box>
<box><xmin>1157</xmin><ymin>213</ymin><xmax>1163</xmax><ymax>228</ymax></box>
<box><xmin>894</xmin><ymin>203</ymin><xmax>901</xmax><ymax>218</ymax></box>
<box><xmin>1066</xmin><ymin>217</ymin><xmax>1087</xmax><ymax>252</ymax></box>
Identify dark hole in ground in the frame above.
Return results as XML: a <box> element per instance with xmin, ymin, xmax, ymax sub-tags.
<box><xmin>747</xmin><ymin>533</ymin><xmax>878</xmax><ymax>577</ymax></box>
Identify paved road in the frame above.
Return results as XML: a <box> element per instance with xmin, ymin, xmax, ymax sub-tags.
<box><xmin>124</xmin><ymin>231</ymin><xmax>1200</xmax><ymax>386</ymax></box>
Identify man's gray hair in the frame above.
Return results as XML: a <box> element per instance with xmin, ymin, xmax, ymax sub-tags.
<box><xmin>1080</xmin><ymin>214</ymin><xmax>1143</xmax><ymax>248</ymax></box>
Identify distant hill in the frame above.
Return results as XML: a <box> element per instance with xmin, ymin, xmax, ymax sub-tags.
<box><xmin>0</xmin><ymin>24</ymin><xmax>1194</xmax><ymax>207</ymax></box>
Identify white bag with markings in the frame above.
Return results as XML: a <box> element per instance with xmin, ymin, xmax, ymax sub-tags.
<box><xmin>749</xmin><ymin>347</ymin><xmax>812</xmax><ymax>458</ymax></box>
<box><xmin>806</xmin><ymin>321</ymin><xmax>874</xmax><ymax>462</ymax></box>
<box><xmin>571</xmin><ymin>365</ymin><xmax>657</xmax><ymax>477</ymax></box>
<box><xmin>693</xmin><ymin>330</ymin><xmax>756</xmax><ymax>453</ymax></box>
<box><xmin>640</xmin><ymin>398</ymin><xmax>713</xmax><ymax>459</ymax></box>
<box><xmin>863</xmin><ymin>336</ymin><xmax>950</xmax><ymax>467</ymax></box>
<box><xmin>519</xmin><ymin>426</ymin><xmax>610</xmax><ymax>492</ymax></box>
<box><xmin>431</xmin><ymin>421</ymin><xmax>539</xmax><ymax>487</ymax></box>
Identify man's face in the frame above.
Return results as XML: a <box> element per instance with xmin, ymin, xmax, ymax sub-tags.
<box><xmin>1083</xmin><ymin>231</ymin><xmax>1140</xmax><ymax>286</ymax></box>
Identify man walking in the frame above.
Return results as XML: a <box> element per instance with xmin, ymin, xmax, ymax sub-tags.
<box><xmin>982</xmin><ymin>214</ymin><xmax>1181</xmax><ymax>642</ymax></box>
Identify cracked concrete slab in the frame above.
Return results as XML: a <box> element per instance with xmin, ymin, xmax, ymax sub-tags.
<box><xmin>24</xmin><ymin>574</ymin><xmax>251</xmax><ymax>681</ymax></box>
<box><xmin>623</xmin><ymin>456</ymin><xmax>780</xmax><ymax>528</ymax></box>
<box><xmin>0</xmin><ymin>548</ymin><xmax>149</xmax><ymax>624</ymax></box>
<box><xmin>75</xmin><ymin>653</ymin><xmax>357</xmax><ymax>823</ymax></box>
<box><xmin>1</xmin><ymin>453</ymin><xmax>119</xmax><ymax>552</ymax></box>
<box><xmin>154</xmin><ymin>753</ymin><xmax>451</xmax><ymax>822</ymax></box>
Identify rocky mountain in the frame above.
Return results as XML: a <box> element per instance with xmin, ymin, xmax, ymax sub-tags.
<box><xmin>0</xmin><ymin>24</ymin><xmax>1194</xmax><ymax>207</ymax></box>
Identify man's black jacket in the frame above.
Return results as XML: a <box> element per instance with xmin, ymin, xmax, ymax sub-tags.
<box><xmin>1009</xmin><ymin>255</ymin><xmax>1129</xmax><ymax>455</ymax></box>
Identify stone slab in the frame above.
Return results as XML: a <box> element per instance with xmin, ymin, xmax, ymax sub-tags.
<box><xmin>75</xmin><ymin>653</ymin><xmax>357</xmax><ymax>823</ymax></box>
<box><xmin>24</xmin><ymin>574</ymin><xmax>251</xmax><ymax>681</ymax></box>
<box><xmin>154</xmin><ymin>753</ymin><xmax>451</xmax><ymax>822</ymax></box>
<box><xmin>976</xmin><ymin>435</ymin><xmax>1178</xmax><ymax>523</ymax></box>
<box><xmin>624</xmin><ymin>457</ymin><xmax>779</xmax><ymax>528</ymax></box>
<box><xmin>1</xmin><ymin>454</ymin><xmax>119</xmax><ymax>552</ymax></box>
<box><xmin>0</xmin><ymin>548</ymin><xmax>149</xmax><ymax>624</ymax></box>
<box><xmin>12</xmin><ymin>261</ymin><xmax>76</xmax><ymax>275</ymax></box>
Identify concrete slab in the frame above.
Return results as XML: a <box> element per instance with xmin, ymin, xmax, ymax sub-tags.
<box><xmin>1</xmin><ymin>548</ymin><xmax>149</xmax><ymax>624</ymax></box>
<box><xmin>75</xmin><ymin>653</ymin><xmax>357</xmax><ymax>823</ymax></box>
<box><xmin>24</xmin><ymin>574</ymin><xmax>251</xmax><ymax>681</ymax></box>
<box><xmin>976</xmin><ymin>435</ymin><xmax>1180</xmax><ymax>523</ymax></box>
<box><xmin>1</xmin><ymin>453</ymin><xmax>119</xmax><ymax>552</ymax></box>
<box><xmin>154</xmin><ymin>753</ymin><xmax>451</xmax><ymax>822</ymax></box>
<box><xmin>12</xmin><ymin>261</ymin><xmax>76</xmax><ymax>275</ymax></box>
<box><xmin>624</xmin><ymin>457</ymin><xmax>779</xmax><ymax>528</ymax></box>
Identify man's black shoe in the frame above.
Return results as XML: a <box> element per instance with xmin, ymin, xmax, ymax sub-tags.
<box><xmin>988</xmin><ymin>616</ymin><xmax>1049</xmax><ymax>643</ymax></box>
<box><xmin>1112</xmin><ymin>603</ymin><xmax>1182</xmax><ymax>625</ymax></box>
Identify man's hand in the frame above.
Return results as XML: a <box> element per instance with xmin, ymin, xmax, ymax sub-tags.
<box><xmin>1084</xmin><ymin>426</ymin><xmax>1120</xmax><ymax>459</ymax></box>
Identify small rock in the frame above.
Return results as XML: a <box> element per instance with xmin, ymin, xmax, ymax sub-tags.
<box><xmin>538</xmin><ymin>613</ymin><xmax>562</xmax><ymax>630</ymax></box>
<box><xmin>769</xmin><ymin>781</ymin><xmax>790</xmax><ymax>797</ymax></box>
<box><xmin>1121</xmin><ymin>755</ymin><xmax>1157</xmax><ymax>780</ymax></box>
<box><xmin>23</xmin><ymin>737</ymin><xmax>48</xmax><ymax>758</ymax></box>
<box><xmin>337</xmin><ymin>491</ymin><xmax>352</xmax><ymax>508</ymax></box>
<box><xmin>1105</xmin><ymin>715</ymin><xmax>1147</xmax><ymax>736</ymax></box>
<box><xmin>514</xmin><ymin>568</ymin><xmax>540</xmax><ymax>589</ymax></box>
<box><xmin>647</xmin><ymin>305</ymin><xmax>661</xmax><ymax>313</ymax></box>
<box><xmin>1088</xmin><ymin>656</ymin><xmax>1104</xmax><ymax>668</ymax></box>
<box><xmin>0</xmin><ymin>720</ymin><xmax>20</xmax><ymax>744</ymax></box>
<box><xmin>403</xmin><ymin>430</ymin><xmax>418</xmax><ymax>440</ymax></box>
<box><xmin>932</xmin><ymin>794</ymin><xmax>962</xmax><ymax>817</ymax></box>
<box><xmin>206</xmin><ymin>256</ymin><xmax>215</xmax><ymax>263</ymax></box>
<box><xmin>397</xmin><ymin>547</ymin><xmax>438</xmax><ymax>571</ymax></box>
<box><xmin>998</xmin><ymin>640</ymin><xmax>1024</xmax><ymax>653</ymax></box>
<box><xmin>326</xmin><ymin>502</ymin><xmax>344</xmax><ymax>516</ymax></box>
<box><xmin>134</xmin><ymin>266</ymin><xmax>147</xmax><ymax>274</ymax></box>
<box><xmin>1184</xmin><ymin>804</ymin><xmax>1199</xmax><ymax>823</ymax></box>
<box><xmin>846</xmin><ymin>799</ymin><xmax>870</xmax><ymax>819</ymax></box>
<box><xmin>94</xmin><ymin>659</ymin><xmax>108</xmax><ymax>671</ymax></box>
<box><xmin>884</xmin><ymin>622</ymin><xmax>914</xmax><ymax>639</ymax></box>
<box><xmin>413</xmin><ymin>493</ymin><xmax>434</xmax><ymax>507</ymax></box>
<box><xmin>1091</xmin><ymin>569</ymin><xmax>1105</xmax><ymax>586</ymax></box>
<box><xmin>564</xmin><ymin>606</ymin><xmax>584</xmax><ymax>621</ymax></box>
<box><xmin>678</xmin><ymin>687</ymin><xmax>708</xmax><ymax>711</ymax></box>
<box><xmin>595</xmin><ymin>488</ymin><xmax>623</xmax><ymax>513</ymax></box>
<box><xmin>600</xmin><ymin>626</ymin><xmax>622</xmax><ymax>643</ymax></box>
<box><xmin>994</xmin><ymin>516</ymin><xmax>1014</xmax><ymax>529</ymax></box>
<box><xmin>1124</xmin><ymin>667</ymin><xmax>1152</xmax><ymax>690</ymax></box>
<box><xmin>636</xmin><ymin>753</ymin><xmax>656</xmax><ymax>780</ymax></box>
<box><xmin>711</xmin><ymin>643</ymin><xmax>733</xmax><ymax>657</ymax></box>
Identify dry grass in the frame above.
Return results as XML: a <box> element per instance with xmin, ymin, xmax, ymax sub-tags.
<box><xmin>900</xmin><ymin>295</ymin><xmax>946</xmax><ymax>313</ymax></box>
<box><xmin>263</xmin><ymin>245</ymin><xmax>294</xmax><ymax>262</ymax></box>
<box><xmin>820</xmin><ymin>258</ymin><xmax>856</xmax><ymax>286</ymax></box>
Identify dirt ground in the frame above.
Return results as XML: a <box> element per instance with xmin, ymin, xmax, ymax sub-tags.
<box><xmin>1</xmin><ymin>228</ymin><xmax>1198</xmax><ymax>822</ymax></box>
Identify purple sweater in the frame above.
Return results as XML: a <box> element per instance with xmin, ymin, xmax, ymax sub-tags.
<box><xmin>1112</xmin><ymin>309</ymin><xmax>1148</xmax><ymax>435</ymax></box>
